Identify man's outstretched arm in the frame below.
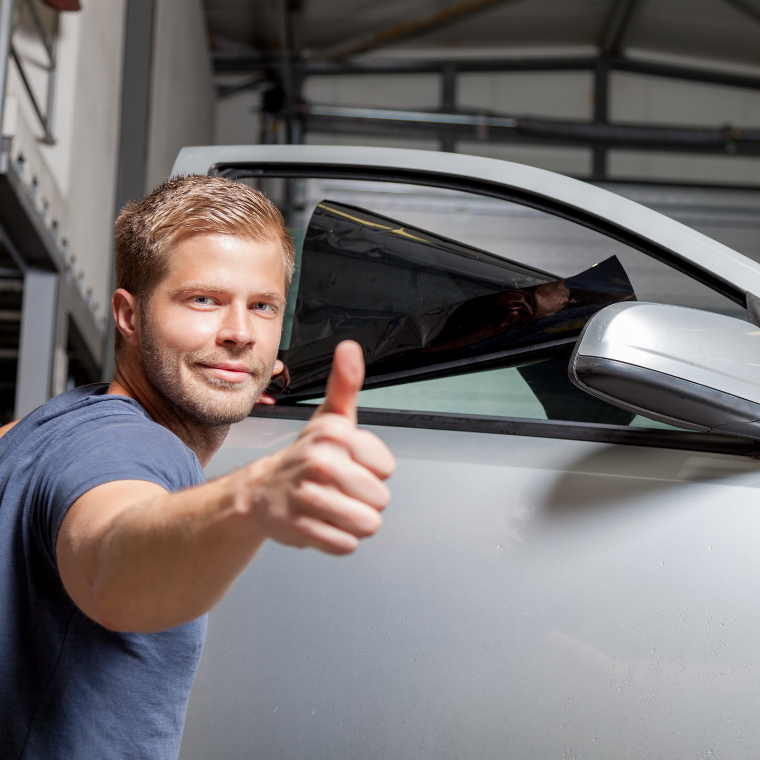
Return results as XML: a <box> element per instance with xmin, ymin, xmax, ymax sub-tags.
<box><xmin>56</xmin><ymin>342</ymin><xmax>395</xmax><ymax>633</ymax></box>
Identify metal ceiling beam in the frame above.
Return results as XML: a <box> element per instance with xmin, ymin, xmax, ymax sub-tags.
<box><xmin>612</xmin><ymin>56</ymin><xmax>760</xmax><ymax>90</ymax></box>
<box><xmin>599</xmin><ymin>0</ymin><xmax>645</xmax><ymax>56</ymax></box>
<box><xmin>302</xmin><ymin>104</ymin><xmax>760</xmax><ymax>155</ymax></box>
<box><xmin>213</xmin><ymin>52</ymin><xmax>760</xmax><ymax>93</ymax></box>
<box><xmin>722</xmin><ymin>0</ymin><xmax>760</xmax><ymax>26</ymax></box>
<box><xmin>304</xmin><ymin>0</ymin><xmax>520</xmax><ymax>61</ymax></box>
<box><xmin>214</xmin><ymin>53</ymin><xmax>598</xmax><ymax>76</ymax></box>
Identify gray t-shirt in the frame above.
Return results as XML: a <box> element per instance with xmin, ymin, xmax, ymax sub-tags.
<box><xmin>0</xmin><ymin>384</ymin><xmax>207</xmax><ymax>759</ymax></box>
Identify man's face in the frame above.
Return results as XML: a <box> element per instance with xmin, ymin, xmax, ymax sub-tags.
<box><xmin>138</xmin><ymin>233</ymin><xmax>286</xmax><ymax>427</ymax></box>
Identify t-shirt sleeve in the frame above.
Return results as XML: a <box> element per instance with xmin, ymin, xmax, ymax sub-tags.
<box><xmin>29</xmin><ymin>414</ymin><xmax>205</xmax><ymax>567</ymax></box>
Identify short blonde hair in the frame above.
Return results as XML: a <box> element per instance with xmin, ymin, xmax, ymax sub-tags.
<box><xmin>113</xmin><ymin>175</ymin><xmax>295</xmax><ymax>350</ymax></box>
<box><xmin>115</xmin><ymin>174</ymin><xmax>295</xmax><ymax>299</ymax></box>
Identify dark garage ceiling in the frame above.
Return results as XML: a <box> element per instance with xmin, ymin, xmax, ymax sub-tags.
<box><xmin>204</xmin><ymin>0</ymin><xmax>760</xmax><ymax>69</ymax></box>
<box><xmin>204</xmin><ymin>0</ymin><xmax>760</xmax><ymax>187</ymax></box>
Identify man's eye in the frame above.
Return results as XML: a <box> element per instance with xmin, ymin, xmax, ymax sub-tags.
<box><xmin>192</xmin><ymin>296</ymin><xmax>216</xmax><ymax>306</ymax></box>
<box><xmin>253</xmin><ymin>302</ymin><xmax>275</xmax><ymax>312</ymax></box>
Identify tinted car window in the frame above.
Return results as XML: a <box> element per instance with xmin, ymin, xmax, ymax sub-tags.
<box><xmin>234</xmin><ymin>175</ymin><xmax>741</xmax><ymax>430</ymax></box>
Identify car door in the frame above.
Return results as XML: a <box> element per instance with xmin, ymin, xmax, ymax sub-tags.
<box><xmin>177</xmin><ymin>147</ymin><xmax>760</xmax><ymax>760</ymax></box>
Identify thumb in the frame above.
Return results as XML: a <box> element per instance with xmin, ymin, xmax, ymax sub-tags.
<box><xmin>316</xmin><ymin>340</ymin><xmax>364</xmax><ymax>423</ymax></box>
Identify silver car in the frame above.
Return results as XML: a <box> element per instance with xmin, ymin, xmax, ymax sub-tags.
<box><xmin>175</xmin><ymin>145</ymin><xmax>760</xmax><ymax>759</ymax></box>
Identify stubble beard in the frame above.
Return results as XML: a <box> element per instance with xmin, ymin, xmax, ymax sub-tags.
<box><xmin>140</xmin><ymin>320</ymin><xmax>274</xmax><ymax>429</ymax></box>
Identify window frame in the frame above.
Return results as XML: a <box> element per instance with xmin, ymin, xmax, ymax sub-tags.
<box><xmin>209</xmin><ymin>160</ymin><xmax>752</xmax><ymax>308</ymax></box>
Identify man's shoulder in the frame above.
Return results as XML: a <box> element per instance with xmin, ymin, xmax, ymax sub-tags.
<box><xmin>3</xmin><ymin>384</ymin><xmax>195</xmax><ymax>466</ymax></box>
<box><xmin>1</xmin><ymin>384</ymin><xmax>205</xmax><ymax>496</ymax></box>
<box><xmin>15</xmin><ymin>384</ymin><xmax>162</xmax><ymax>436</ymax></box>
<box><xmin>42</xmin><ymin>383</ymin><xmax>150</xmax><ymax>423</ymax></box>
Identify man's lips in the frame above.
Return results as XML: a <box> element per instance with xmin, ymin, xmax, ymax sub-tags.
<box><xmin>198</xmin><ymin>363</ymin><xmax>253</xmax><ymax>383</ymax></box>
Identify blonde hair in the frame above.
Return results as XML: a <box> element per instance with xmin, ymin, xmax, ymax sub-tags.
<box><xmin>113</xmin><ymin>174</ymin><xmax>295</xmax><ymax>349</ymax></box>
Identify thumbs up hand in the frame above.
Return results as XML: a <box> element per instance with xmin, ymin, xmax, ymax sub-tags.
<box><xmin>247</xmin><ymin>341</ymin><xmax>396</xmax><ymax>555</ymax></box>
<box><xmin>314</xmin><ymin>339</ymin><xmax>364</xmax><ymax>423</ymax></box>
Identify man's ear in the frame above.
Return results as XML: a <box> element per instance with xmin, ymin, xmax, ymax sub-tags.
<box><xmin>113</xmin><ymin>289</ymin><xmax>141</xmax><ymax>347</ymax></box>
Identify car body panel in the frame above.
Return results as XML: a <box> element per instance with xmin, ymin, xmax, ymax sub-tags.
<box><xmin>180</xmin><ymin>417</ymin><xmax>760</xmax><ymax>759</ymax></box>
<box><xmin>171</xmin><ymin>146</ymin><xmax>760</xmax><ymax>758</ymax></box>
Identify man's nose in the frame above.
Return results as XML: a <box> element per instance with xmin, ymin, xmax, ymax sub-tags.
<box><xmin>217</xmin><ymin>302</ymin><xmax>254</xmax><ymax>347</ymax></box>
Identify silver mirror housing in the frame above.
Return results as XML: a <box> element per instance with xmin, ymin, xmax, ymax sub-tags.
<box><xmin>569</xmin><ymin>302</ymin><xmax>760</xmax><ymax>439</ymax></box>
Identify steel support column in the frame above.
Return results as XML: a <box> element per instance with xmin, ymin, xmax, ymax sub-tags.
<box><xmin>15</xmin><ymin>269</ymin><xmax>57</xmax><ymax>417</ymax></box>
<box><xmin>102</xmin><ymin>0</ymin><xmax>155</xmax><ymax>380</ymax></box>
<box><xmin>593</xmin><ymin>59</ymin><xmax>610</xmax><ymax>179</ymax></box>
<box><xmin>276</xmin><ymin>0</ymin><xmax>296</xmax><ymax>144</ymax></box>
<box><xmin>440</xmin><ymin>64</ymin><xmax>457</xmax><ymax>152</ymax></box>
<box><xmin>0</xmin><ymin>0</ymin><xmax>14</xmax><ymax>138</ymax></box>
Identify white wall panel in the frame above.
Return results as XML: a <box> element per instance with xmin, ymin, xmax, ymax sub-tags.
<box><xmin>610</xmin><ymin>71</ymin><xmax>760</xmax><ymax>128</ymax></box>
<box><xmin>303</xmin><ymin>73</ymin><xmax>440</xmax><ymax>111</ymax></box>
<box><xmin>458</xmin><ymin>142</ymin><xmax>592</xmax><ymax>176</ymax></box>
<box><xmin>458</xmin><ymin>71</ymin><xmax>593</xmax><ymax>120</ymax></box>
<box><xmin>215</xmin><ymin>89</ymin><xmax>262</xmax><ymax>146</ymax></box>
<box><xmin>609</xmin><ymin>151</ymin><xmax>760</xmax><ymax>185</ymax></box>
<box><xmin>145</xmin><ymin>0</ymin><xmax>214</xmax><ymax>191</ymax></box>
<box><xmin>65</xmin><ymin>0</ymin><xmax>126</xmax><ymax>325</ymax></box>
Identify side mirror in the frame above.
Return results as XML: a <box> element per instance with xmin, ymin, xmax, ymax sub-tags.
<box><xmin>569</xmin><ymin>302</ymin><xmax>760</xmax><ymax>439</ymax></box>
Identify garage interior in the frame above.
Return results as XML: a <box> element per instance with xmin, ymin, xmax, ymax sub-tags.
<box><xmin>3</xmin><ymin>0</ymin><xmax>760</xmax><ymax>415</ymax></box>
<box><xmin>5</xmin><ymin>3</ymin><xmax>760</xmax><ymax>758</ymax></box>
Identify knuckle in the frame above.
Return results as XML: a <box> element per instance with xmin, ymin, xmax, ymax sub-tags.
<box><xmin>287</xmin><ymin>519</ymin><xmax>313</xmax><ymax>549</ymax></box>
<box><xmin>311</xmin><ymin>415</ymin><xmax>350</xmax><ymax>442</ymax></box>
<box><xmin>303</xmin><ymin>448</ymin><xmax>338</xmax><ymax>482</ymax></box>
<box><xmin>295</xmin><ymin>479</ymin><xmax>329</xmax><ymax>509</ymax></box>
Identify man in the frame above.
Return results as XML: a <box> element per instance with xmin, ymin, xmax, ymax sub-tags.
<box><xmin>0</xmin><ymin>175</ymin><xmax>395</xmax><ymax>758</ymax></box>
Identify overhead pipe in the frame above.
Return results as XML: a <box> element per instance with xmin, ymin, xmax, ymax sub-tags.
<box><xmin>302</xmin><ymin>104</ymin><xmax>760</xmax><ymax>155</ymax></box>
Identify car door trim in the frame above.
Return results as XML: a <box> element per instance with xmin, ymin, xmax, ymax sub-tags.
<box><xmin>250</xmin><ymin>405</ymin><xmax>760</xmax><ymax>458</ymax></box>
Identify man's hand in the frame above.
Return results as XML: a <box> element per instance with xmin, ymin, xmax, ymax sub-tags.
<box><xmin>57</xmin><ymin>341</ymin><xmax>395</xmax><ymax>632</ymax></box>
<box><xmin>255</xmin><ymin>359</ymin><xmax>287</xmax><ymax>405</ymax></box>
<box><xmin>248</xmin><ymin>341</ymin><xmax>395</xmax><ymax>554</ymax></box>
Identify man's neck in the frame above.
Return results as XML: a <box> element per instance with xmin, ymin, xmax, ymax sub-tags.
<box><xmin>108</xmin><ymin>360</ymin><xmax>229</xmax><ymax>468</ymax></box>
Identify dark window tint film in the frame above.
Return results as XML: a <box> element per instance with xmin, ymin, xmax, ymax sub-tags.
<box><xmin>289</xmin><ymin>201</ymin><xmax>553</xmax><ymax>347</ymax></box>
<box><xmin>271</xmin><ymin>201</ymin><xmax>636</xmax><ymax>402</ymax></box>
